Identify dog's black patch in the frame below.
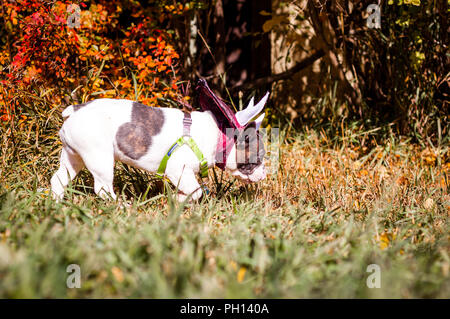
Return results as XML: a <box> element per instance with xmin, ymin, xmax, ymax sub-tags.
<box><xmin>235</xmin><ymin>123</ymin><xmax>265</xmax><ymax>175</ymax></box>
<box><xmin>116</xmin><ymin>102</ymin><xmax>165</xmax><ymax>160</ymax></box>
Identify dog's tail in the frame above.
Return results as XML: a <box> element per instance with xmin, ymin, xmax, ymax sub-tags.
<box><xmin>62</xmin><ymin>105</ymin><xmax>75</xmax><ymax>120</ymax></box>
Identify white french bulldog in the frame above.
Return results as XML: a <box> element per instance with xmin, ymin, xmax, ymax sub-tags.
<box><xmin>51</xmin><ymin>79</ymin><xmax>269</xmax><ymax>202</ymax></box>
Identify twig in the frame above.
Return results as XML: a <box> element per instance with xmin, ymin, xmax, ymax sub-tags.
<box><xmin>197</xmin><ymin>30</ymin><xmax>237</xmax><ymax>111</ymax></box>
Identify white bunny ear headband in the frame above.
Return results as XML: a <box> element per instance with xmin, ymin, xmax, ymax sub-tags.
<box><xmin>196</xmin><ymin>79</ymin><xmax>269</xmax><ymax>130</ymax></box>
<box><xmin>235</xmin><ymin>92</ymin><xmax>269</xmax><ymax>129</ymax></box>
<box><xmin>196</xmin><ymin>79</ymin><xmax>270</xmax><ymax>170</ymax></box>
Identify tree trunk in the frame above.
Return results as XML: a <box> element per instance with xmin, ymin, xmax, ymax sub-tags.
<box><xmin>213</xmin><ymin>0</ymin><xmax>226</xmax><ymax>89</ymax></box>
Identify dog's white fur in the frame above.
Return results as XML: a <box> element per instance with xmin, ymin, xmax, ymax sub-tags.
<box><xmin>51</xmin><ymin>98</ymin><xmax>266</xmax><ymax>202</ymax></box>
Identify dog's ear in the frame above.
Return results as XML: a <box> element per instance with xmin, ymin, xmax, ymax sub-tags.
<box><xmin>196</xmin><ymin>79</ymin><xmax>242</xmax><ymax>129</ymax></box>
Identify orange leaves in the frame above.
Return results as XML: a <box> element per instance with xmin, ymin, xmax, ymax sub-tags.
<box><xmin>120</xmin><ymin>17</ymin><xmax>181</xmax><ymax>104</ymax></box>
<box><xmin>359</xmin><ymin>169</ymin><xmax>369</xmax><ymax>176</ymax></box>
<box><xmin>1</xmin><ymin>0</ymin><xmax>185</xmax><ymax>124</ymax></box>
<box><xmin>377</xmin><ymin>231</ymin><xmax>400</xmax><ymax>251</ymax></box>
<box><xmin>157</xmin><ymin>64</ymin><xmax>167</xmax><ymax>73</ymax></box>
<box><xmin>111</xmin><ymin>266</ymin><xmax>124</xmax><ymax>283</ymax></box>
<box><xmin>237</xmin><ymin>267</ymin><xmax>247</xmax><ymax>283</ymax></box>
<box><xmin>23</xmin><ymin>65</ymin><xmax>42</xmax><ymax>84</ymax></box>
<box><xmin>379</xmin><ymin>234</ymin><xmax>389</xmax><ymax>250</ymax></box>
<box><xmin>0</xmin><ymin>52</ymin><xmax>9</xmax><ymax>66</ymax></box>
<box><xmin>162</xmin><ymin>2</ymin><xmax>191</xmax><ymax>17</ymax></box>
<box><xmin>421</xmin><ymin>148</ymin><xmax>437</xmax><ymax>166</ymax></box>
<box><xmin>114</xmin><ymin>78</ymin><xmax>132</xmax><ymax>89</ymax></box>
<box><xmin>3</xmin><ymin>1</ymin><xmax>81</xmax><ymax>84</ymax></box>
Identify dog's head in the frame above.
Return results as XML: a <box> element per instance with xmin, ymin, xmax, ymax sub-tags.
<box><xmin>227</xmin><ymin>121</ymin><xmax>267</xmax><ymax>183</ymax></box>
<box><xmin>196</xmin><ymin>79</ymin><xmax>269</xmax><ymax>183</ymax></box>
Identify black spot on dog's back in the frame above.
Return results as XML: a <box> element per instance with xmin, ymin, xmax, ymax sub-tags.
<box><xmin>116</xmin><ymin>102</ymin><xmax>165</xmax><ymax>160</ymax></box>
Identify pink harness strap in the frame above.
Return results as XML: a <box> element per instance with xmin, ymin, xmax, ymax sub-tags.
<box><xmin>215</xmin><ymin>125</ymin><xmax>241</xmax><ymax>170</ymax></box>
<box><xmin>215</xmin><ymin>128</ymin><xmax>228</xmax><ymax>170</ymax></box>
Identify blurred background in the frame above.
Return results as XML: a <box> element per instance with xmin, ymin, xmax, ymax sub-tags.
<box><xmin>0</xmin><ymin>0</ymin><xmax>448</xmax><ymax>142</ymax></box>
<box><xmin>0</xmin><ymin>1</ymin><xmax>449</xmax><ymax>299</ymax></box>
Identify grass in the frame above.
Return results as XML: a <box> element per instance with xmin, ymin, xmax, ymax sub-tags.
<box><xmin>0</xmin><ymin>108</ymin><xmax>449</xmax><ymax>298</ymax></box>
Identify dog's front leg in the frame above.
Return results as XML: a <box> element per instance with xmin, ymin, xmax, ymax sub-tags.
<box><xmin>168</xmin><ymin>167</ymin><xmax>203</xmax><ymax>202</ymax></box>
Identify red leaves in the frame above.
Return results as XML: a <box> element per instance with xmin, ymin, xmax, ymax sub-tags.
<box><xmin>120</xmin><ymin>14</ymin><xmax>181</xmax><ymax>103</ymax></box>
<box><xmin>30</xmin><ymin>12</ymin><xmax>44</xmax><ymax>25</ymax></box>
<box><xmin>1</xmin><ymin>0</ymin><xmax>184</xmax><ymax>123</ymax></box>
<box><xmin>4</xmin><ymin>1</ymin><xmax>79</xmax><ymax>84</ymax></box>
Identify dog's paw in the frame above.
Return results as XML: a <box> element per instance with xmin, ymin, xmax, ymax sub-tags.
<box><xmin>117</xmin><ymin>198</ymin><xmax>132</xmax><ymax>209</ymax></box>
<box><xmin>176</xmin><ymin>192</ymin><xmax>189</xmax><ymax>203</ymax></box>
<box><xmin>176</xmin><ymin>188</ymin><xmax>203</xmax><ymax>203</ymax></box>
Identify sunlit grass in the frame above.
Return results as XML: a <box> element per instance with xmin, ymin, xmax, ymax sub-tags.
<box><xmin>0</xmin><ymin>105</ymin><xmax>449</xmax><ymax>298</ymax></box>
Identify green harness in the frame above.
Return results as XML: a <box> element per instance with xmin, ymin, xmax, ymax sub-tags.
<box><xmin>156</xmin><ymin>112</ymin><xmax>208</xmax><ymax>179</ymax></box>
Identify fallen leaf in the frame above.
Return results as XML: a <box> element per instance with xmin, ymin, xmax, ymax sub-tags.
<box><xmin>237</xmin><ymin>267</ymin><xmax>246</xmax><ymax>283</ymax></box>
<box><xmin>111</xmin><ymin>266</ymin><xmax>124</xmax><ymax>283</ymax></box>
<box><xmin>423</xmin><ymin>198</ymin><xmax>435</xmax><ymax>210</ymax></box>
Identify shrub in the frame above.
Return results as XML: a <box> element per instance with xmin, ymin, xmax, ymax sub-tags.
<box><xmin>0</xmin><ymin>0</ymin><xmax>192</xmax><ymax>124</ymax></box>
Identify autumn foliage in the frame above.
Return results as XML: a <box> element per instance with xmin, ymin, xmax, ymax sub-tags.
<box><xmin>0</xmin><ymin>0</ymin><xmax>192</xmax><ymax>123</ymax></box>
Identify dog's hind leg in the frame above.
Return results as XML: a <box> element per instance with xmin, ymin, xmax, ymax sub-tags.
<box><xmin>81</xmin><ymin>151</ymin><xmax>117</xmax><ymax>200</ymax></box>
<box><xmin>51</xmin><ymin>147</ymin><xmax>85</xmax><ymax>201</ymax></box>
